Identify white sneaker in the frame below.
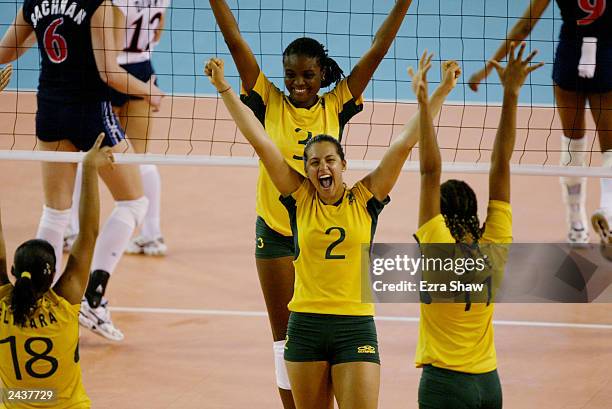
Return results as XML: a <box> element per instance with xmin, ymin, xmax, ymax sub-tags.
<box><xmin>125</xmin><ymin>236</ymin><xmax>167</xmax><ymax>256</ymax></box>
<box><xmin>568</xmin><ymin>221</ymin><xmax>589</xmax><ymax>245</ymax></box>
<box><xmin>592</xmin><ymin>208</ymin><xmax>612</xmax><ymax>261</ymax></box>
<box><xmin>79</xmin><ymin>299</ymin><xmax>124</xmax><ymax>341</ymax></box>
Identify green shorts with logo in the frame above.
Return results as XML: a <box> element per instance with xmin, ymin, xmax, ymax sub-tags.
<box><xmin>418</xmin><ymin>364</ymin><xmax>502</xmax><ymax>409</ymax></box>
<box><xmin>284</xmin><ymin>312</ymin><xmax>380</xmax><ymax>365</ymax></box>
<box><xmin>255</xmin><ymin>216</ymin><xmax>295</xmax><ymax>259</ymax></box>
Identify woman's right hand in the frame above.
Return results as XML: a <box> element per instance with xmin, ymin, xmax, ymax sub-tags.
<box><xmin>147</xmin><ymin>75</ymin><xmax>165</xmax><ymax>112</ymax></box>
<box><xmin>0</xmin><ymin>64</ymin><xmax>12</xmax><ymax>93</ymax></box>
<box><xmin>468</xmin><ymin>66</ymin><xmax>489</xmax><ymax>92</ymax></box>
<box><xmin>83</xmin><ymin>133</ymin><xmax>115</xmax><ymax>170</ymax></box>
<box><xmin>204</xmin><ymin>58</ymin><xmax>230</xmax><ymax>93</ymax></box>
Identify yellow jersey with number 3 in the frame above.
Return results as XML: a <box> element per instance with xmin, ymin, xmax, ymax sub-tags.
<box><xmin>241</xmin><ymin>72</ymin><xmax>364</xmax><ymax>236</ymax></box>
<box><xmin>280</xmin><ymin>180</ymin><xmax>388</xmax><ymax>316</ymax></box>
<box><xmin>0</xmin><ymin>284</ymin><xmax>90</xmax><ymax>409</ymax></box>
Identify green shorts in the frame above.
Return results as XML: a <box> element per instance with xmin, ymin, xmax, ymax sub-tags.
<box><xmin>255</xmin><ymin>216</ymin><xmax>295</xmax><ymax>259</ymax></box>
<box><xmin>418</xmin><ymin>365</ymin><xmax>502</xmax><ymax>409</ymax></box>
<box><xmin>284</xmin><ymin>312</ymin><xmax>380</xmax><ymax>365</ymax></box>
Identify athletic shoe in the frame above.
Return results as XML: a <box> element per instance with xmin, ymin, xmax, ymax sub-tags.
<box><xmin>125</xmin><ymin>236</ymin><xmax>167</xmax><ymax>256</ymax></box>
<box><xmin>79</xmin><ymin>298</ymin><xmax>124</xmax><ymax>341</ymax></box>
<box><xmin>567</xmin><ymin>221</ymin><xmax>589</xmax><ymax>246</ymax></box>
<box><xmin>63</xmin><ymin>233</ymin><xmax>77</xmax><ymax>253</ymax></box>
<box><xmin>591</xmin><ymin>208</ymin><xmax>612</xmax><ymax>261</ymax></box>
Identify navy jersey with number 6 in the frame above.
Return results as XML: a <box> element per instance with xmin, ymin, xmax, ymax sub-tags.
<box><xmin>556</xmin><ymin>0</ymin><xmax>611</xmax><ymax>40</ymax></box>
<box><xmin>22</xmin><ymin>0</ymin><xmax>109</xmax><ymax>102</ymax></box>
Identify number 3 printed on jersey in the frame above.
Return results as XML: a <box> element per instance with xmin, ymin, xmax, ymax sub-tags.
<box><xmin>578</xmin><ymin>0</ymin><xmax>607</xmax><ymax>25</ymax></box>
<box><xmin>43</xmin><ymin>17</ymin><xmax>68</xmax><ymax>63</ymax></box>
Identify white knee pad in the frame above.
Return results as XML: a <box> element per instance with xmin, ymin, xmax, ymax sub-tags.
<box><xmin>140</xmin><ymin>164</ymin><xmax>158</xmax><ymax>176</ymax></box>
<box><xmin>39</xmin><ymin>205</ymin><xmax>72</xmax><ymax>233</ymax></box>
<box><xmin>113</xmin><ymin>196</ymin><xmax>149</xmax><ymax>228</ymax></box>
<box><xmin>273</xmin><ymin>340</ymin><xmax>291</xmax><ymax>390</ymax></box>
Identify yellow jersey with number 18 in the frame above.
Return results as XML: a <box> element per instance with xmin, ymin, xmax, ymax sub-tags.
<box><xmin>241</xmin><ymin>72</ymin><xmax>364</xmax><ymax>236</ymax></box>
<box><xmin>0</xmin><ymin>284</ymin><xmax>90</xmax><ymax>409</ymax></box>
<box><xmin>280</xmin><ymin>180</ymin><xmax>389</xmax><ymax>316</ymax></box>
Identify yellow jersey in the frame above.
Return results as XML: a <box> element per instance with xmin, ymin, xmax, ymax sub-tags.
<box><xmin>241</xmin><ymin>72</ymin><xmax>364</xmax><ymax>236</ymax></box>
<box><xmin>414</xmin><ymin>200</ymin><xmax>512</xmax><ymax>374</ymax></box>
<box><xmin>0</xmin><ymin>285</ymin><xmax>90</xmax><ymax>409</ymax></box>
<box><xmin>280</xmin><ymin>180</ymin><xmax>388</xmax><ymax>316</ymax></box>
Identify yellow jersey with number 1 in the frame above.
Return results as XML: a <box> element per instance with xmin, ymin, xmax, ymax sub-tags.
<box><xmin>241</xmin><ymin>72</ymin><xmax>364</xmax><ymax>236</ymax></box>
<box><xmin>0</xmin><ymin>284</ymin><xmax>90</xmax><ymax>409</ymax></box>
<box><xmin>280</xmin><ymin>180</ymin><xmax>389</xmax><ymax>316</ymax></box>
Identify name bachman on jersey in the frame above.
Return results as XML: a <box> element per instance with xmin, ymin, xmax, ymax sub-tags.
<box><xmin>30</xmin><ymin>0</ymin><xmax>88</xmax><ymax>28</ymax></box>
<box><xmin>0</xmin><ymin>304</ymin><xmax>58</xmax><ymax>329</ymax></box>
<box><xmin>133</xmin><ymin>0</ymin><xmax>166</xmax><ymax>12</ymax></box>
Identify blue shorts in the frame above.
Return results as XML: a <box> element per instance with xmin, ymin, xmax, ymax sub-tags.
<box><xmin>110</xmin><ymin>60</ymin><xmax>156</xmax><ymax>107</ymax></box>
<box><xmin>36</xmin><ymin>98</ymin><xmax>125</xmax><ymax>151</ymax></box>
<box><xmin>553</xmin><ymin>39</ymin><xmax>612</xmax><ymax>94</ymax></box>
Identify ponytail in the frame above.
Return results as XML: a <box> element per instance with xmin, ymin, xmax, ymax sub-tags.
<box><xmin>11</xmin><ymin>273</ymin><xmax>37</xmax><ymax>326</ymax></box>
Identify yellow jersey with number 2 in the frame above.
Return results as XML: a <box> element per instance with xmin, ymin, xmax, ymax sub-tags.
<box><xmin>280</xmin><ymin>180</ymin><xmax>389</xmax><ymax>316</ymax></box>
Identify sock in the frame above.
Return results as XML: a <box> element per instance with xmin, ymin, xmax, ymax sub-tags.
<box><xmin>36</xmin><ymin>206</ymin><xmax>71</xmax><ymax>279</ymax></box>
<box><xmin>91</xmin><ymin>197</ymin><xmax>148</xmax><ymax>275</ymax></box>
<box><xmin>67</xmin><ymin>163</ymin><xmax>82</xmax><ymax>236</ymax></box>
<box><xmin>559</xmin><ymin>135</ymin><xmax>587</xmax><ymax>227</ymax></box>
<box><xmin>601</xmin><ymin>150</ymin><xmax>612</xmax><ymax>210</ymax></box>
<box><xmin>139</xmin><ymin>164</ymin><xmax>162</xmax><ymax>239</ymax></box>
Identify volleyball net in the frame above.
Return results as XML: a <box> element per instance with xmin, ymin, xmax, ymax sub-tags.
<box><xmin>0</xmin><ymin>0</ymin><xmax>609</xmax><ymax>176</ymax></box>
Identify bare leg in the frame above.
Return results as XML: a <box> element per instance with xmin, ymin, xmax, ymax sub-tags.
<box><xmin>286</xmin><ymin>361</ymin><xmax>333</xmax><ymax>409</ymax></box>
<box><xmin>332</xmin><ymin>362</ymin><xmax>380</xmax><ymax>409</ymax></box>
<box><xmin>555</xmin><ymin>84</ymin><xmax>589</xmax><ymax>243</ymax></box>
<box><xmin>256</xmin><ymin>257</ymin><xmax>297</xmax><ymax>409</ymax></box>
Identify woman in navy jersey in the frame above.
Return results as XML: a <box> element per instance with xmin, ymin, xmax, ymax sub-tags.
<box><xmin>469</xmin><ymin>0</ymin><xmax>612</xmax><ymax>252</ymax></box>
<box><xmin>0</xmin><ymin>0</ymin><xmax>164</xmax><ymax>341</ymax></box>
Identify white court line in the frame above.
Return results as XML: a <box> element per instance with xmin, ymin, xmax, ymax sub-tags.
<box><xmin>110</xmin><ymin>306</ymin><xmax>612</xmax><ymax>330</ymax></box>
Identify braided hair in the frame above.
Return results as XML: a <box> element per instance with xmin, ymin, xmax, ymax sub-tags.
<box><xmin>283</xmin><ymin>37</ymin><xmax>344</xmax><ymax>88</ymax></box>
<box><xmin>11</xmin><ymin>239</ymin><xmax>55</xmax><ymax>326</ymax></box>
<box><xmin>440</xmin><ymin>180</ymin><xmax>483</xmax><ymax>243</ymax></box>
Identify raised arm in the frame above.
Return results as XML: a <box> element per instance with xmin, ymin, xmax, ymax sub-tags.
<box><xmin>415</xmin><ymin>61</ymin><xmax>442</xmax><ymax>227</ymax></box>
<box><xmin>347</xmin><ymin>0</ymin><xmax>412</xmax><ymax>99</ymax></box>
<box><xmin>488</xmin><ymin>42</ymin><xmax>544</xmax><ymax>203</ymax></box>
<box><xmin>0</xmin><ymin>207</ymin><xmax>8</xmax><ymax>286</ymax></box>
<box><xmin>0</xmin><ymin>8</ymin><xmax>36</xmax><ymax>64</ymax></box>
<box><xmin>205</xmin><ymin>58</ymin><xmax>303</xmax><ymax>195</ymax></box>
<box><xmin>54</xmin><ymin>134</ymin><xmax>111</xmax><ymax>304</ymax></box>
<box><xmin>209</xmin><ymin>0</ymin><xmax>260</xmax><ymax>92</ymax></box>
<box><xmin>469</xmin><ymin>0</ymin><xmax>550</xmax><ymax>91</ymax></box>
<box><xmin>361</xmin><ymin>54</ymin><xmax>460</xmax><ymax>201</ymax></box>
<box><xmin>91</xmin><ymin>0</ymin><xmax>164</xmax><ymax>111</ymax></box>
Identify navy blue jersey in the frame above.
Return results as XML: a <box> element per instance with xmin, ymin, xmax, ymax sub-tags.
<box><xmin>23</xmin><ymin>0</ymin><xmax>110</xmax><ymax>102</ymax></box>
<box><xmin>556</xmin><ymin>0</ymin><xmax>612</xmax><ymax>41</ymax></box>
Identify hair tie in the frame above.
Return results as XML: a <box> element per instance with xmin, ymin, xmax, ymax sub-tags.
<box><xmin>21</xmin><ymin>271</ymin><xmax>32</xmax><ymax>280</ymax></box>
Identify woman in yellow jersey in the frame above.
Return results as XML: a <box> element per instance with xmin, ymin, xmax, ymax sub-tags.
<box><xmin>0</xmin><ymin>133</ymin><xmax>112</xmax><ymax>409</ymax></box>
<box><xmin>206</xmin><ymin>55</ymin><xmax>460</xmax><ymax>409</ymax></box>
<box><xmin>208</xmin><ymin>1</ymin><xmax>413</xmax><ymax>405</ymax></box>
<box><xmin>414</xmin><ymin>42</ymin><xmax>543</xmax><ymax>409</ymax></box>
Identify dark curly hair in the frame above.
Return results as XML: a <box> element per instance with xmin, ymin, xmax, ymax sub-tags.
<box><xmin>283</xmin><ymin>37</ymin><xmax>344</xmax><ymax>88</ymax></box>
<box><xmin>440</xmin><ymin>180</ymin><xmax>483</xmax><ymax>243</ymax></box>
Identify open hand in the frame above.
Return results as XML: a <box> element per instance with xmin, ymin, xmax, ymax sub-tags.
<box><xmin>489</xmin><ymin>42</ymin><xmax>544</xmax><ymax>95</ymax></box>
<box><xmin>408</xmin><ymin>51</ymin><xmax>433</xmax><ymax>104</ymax></box>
